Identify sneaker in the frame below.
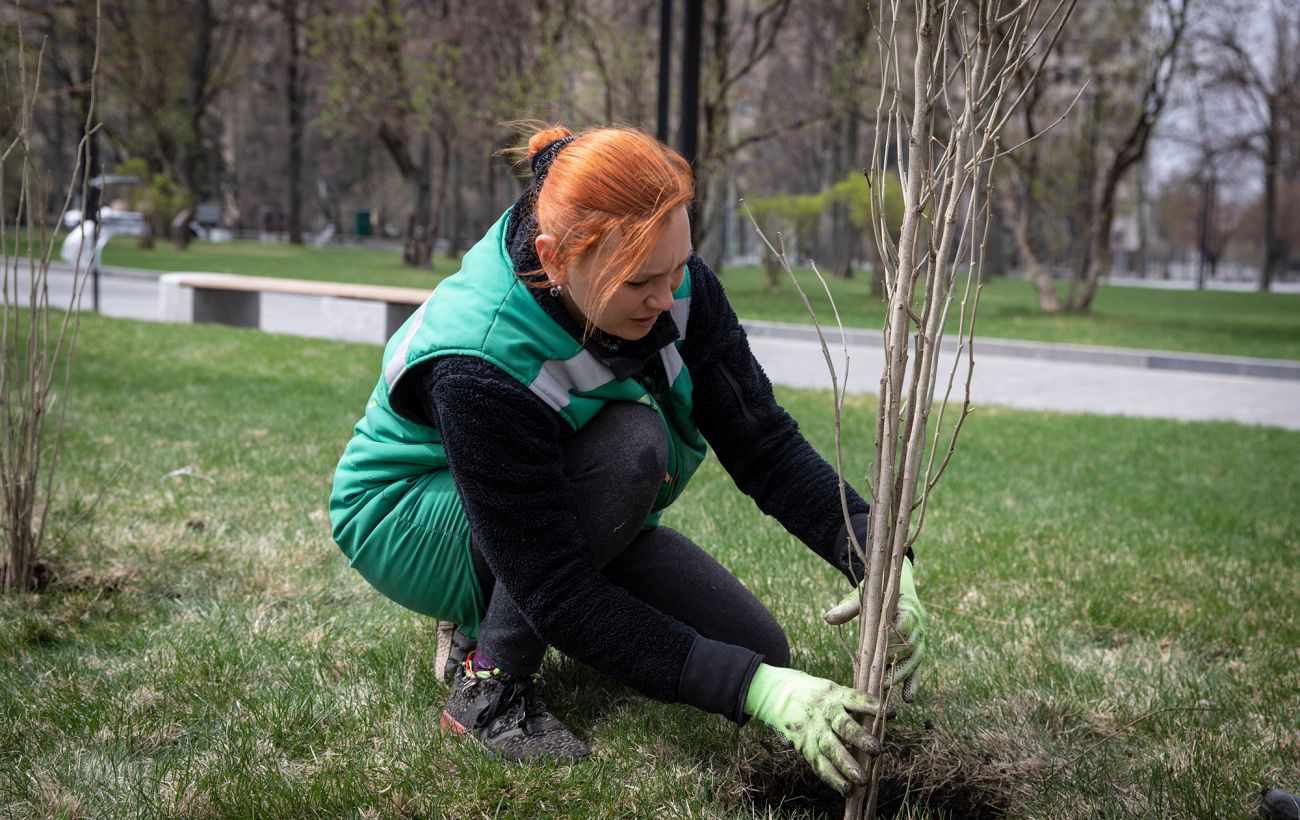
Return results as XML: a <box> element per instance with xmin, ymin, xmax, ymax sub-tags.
<box><xmin>435</xmin><ymin>624</ymin><xmax>476</xmax><ymax>685</ymax></box>
<box><xmin>440</xmin><ymin>662</ymin><xmax>591</xmax><ymax>762</ymax></box>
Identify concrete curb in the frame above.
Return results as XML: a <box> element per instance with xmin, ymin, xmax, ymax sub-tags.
<box><xmin>741</xmin><ymin>319</ymin><xmax>1300</xmax><ymax>382</ymax></box>
<box><xmin>50</xmin><ymin>261</ymin><xmax>166</xmax><ymax>281</ymax></box>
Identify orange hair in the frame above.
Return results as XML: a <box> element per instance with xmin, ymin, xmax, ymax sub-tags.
<box><xmin>518</xmin><ymin>123</ymin><xmax>694</xmax><ymax>324</ymax></box>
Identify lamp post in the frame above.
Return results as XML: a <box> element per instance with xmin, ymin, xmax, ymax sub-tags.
<box><xmin>656</xmin><ymin>0</ymin><xmax>703</xmax><ymax>242</ymax></box>
<box><xmin>656</xmin><ymin>0</ymin><xmax>672</xmax><ymax>144</ymax></box>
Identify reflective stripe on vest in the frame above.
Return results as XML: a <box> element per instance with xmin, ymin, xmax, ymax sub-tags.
<box><xmin>527</xmin><ymin>296</ymin><xmax>692</xmax><ymax>412</ymax></box>
<box><xmin>384</xmin><ymin>301</ymin><xmax>428</xmax><ymax>393</ymax></box>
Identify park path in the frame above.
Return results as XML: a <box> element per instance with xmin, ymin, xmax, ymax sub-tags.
<box><xmin>744</xmin><ymin>327</ymin><xmax>1300</xmax><ymax>431</ymax></box>
<box><xmin>30</xmin><ymin>262</ymin><xmax>1300</xmax><ymax>432</ymax></box>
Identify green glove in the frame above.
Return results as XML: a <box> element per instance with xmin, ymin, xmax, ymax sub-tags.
<box><xmin>743</xmin><ymin>663</ymin><xmax>888</xmax><ymax>795</ymax></box>
<box><xmin>822</xmin><ymin>556</ymin><xmax>929</xmax><ymax>702</ymax></box>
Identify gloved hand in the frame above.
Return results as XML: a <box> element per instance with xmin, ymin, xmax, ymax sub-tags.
<box><xmin>823</xmin><ymin>556</ymin><xmax>929</xmax><ymax>702</ymax></box>
<box><xmin>743</xmin><ymin>663</ymin><xmax>889</xmax><ymax>795</ymax></box>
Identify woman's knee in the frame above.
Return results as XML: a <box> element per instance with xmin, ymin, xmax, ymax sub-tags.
<box><xmin>565</xmin><ymin>402</ymin><xmax>667</xmax><ymax>498</ymax></box>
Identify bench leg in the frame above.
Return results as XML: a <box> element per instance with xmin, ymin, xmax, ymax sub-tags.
<box><xmin>386</xmin><ymin>302</ymin><xmax>419</xmax><ymax>338</ymax></box>
<box><xmin>193</xmin><ymin>289</ymin><xmax>259</xmax><ymax>328</ymax></box>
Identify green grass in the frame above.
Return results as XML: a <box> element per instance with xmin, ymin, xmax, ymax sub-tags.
<box><xmin>102</xmin><ymin>236</ymin><xmax>1300</xmax><ymax>361</ymax></box>
<box><xmin>722</xmin><ymin>269</ymin><xmax>1300</xmax><ymax>363</ymax></box>
<box><xmin>101</xmin><ymin>235</ymin><xmax>462</xmax><ymax>289</ymax></box>
<box><xmin>2</xmin><ymin>316</ymin><xmax>1296</xmax><ymax>818</ymax></box>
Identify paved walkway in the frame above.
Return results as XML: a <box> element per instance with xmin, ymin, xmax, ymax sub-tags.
<box><xmin>743</xmin><ymin>325</ymin><xmax>1300</xmax><ymax>431</ymax></box>
<box><xmin>32</xmin><ymin>263</ymin><xmax>1300</xmax><ymax>431</ymax></box>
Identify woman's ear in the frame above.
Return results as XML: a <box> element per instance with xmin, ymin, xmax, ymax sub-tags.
<box><xmin>535</xmin><ymin>233</ymin><xmax>564</xmax><ymax>284</ymax></box>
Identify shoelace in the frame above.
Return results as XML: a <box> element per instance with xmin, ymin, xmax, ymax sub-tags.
<box><xmin>473</xmin><ymin>676</ymin><xmax>546</xmax><ymax>735</ymax></box>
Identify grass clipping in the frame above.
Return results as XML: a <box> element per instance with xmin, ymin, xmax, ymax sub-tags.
<box><xmin>750</xmin><ymin>2</ymin><xmax>1076</xmax><ymax>817</ymax></box>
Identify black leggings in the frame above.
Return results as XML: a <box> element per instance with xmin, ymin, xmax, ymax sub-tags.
<box><xmin>474</xmin><ymin>402</ymin><xmax>790</xmax><ymax>676</ymax></box>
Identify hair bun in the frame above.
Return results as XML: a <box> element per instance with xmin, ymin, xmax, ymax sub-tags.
<box><xmin>528</xmin><ymin>125</ymin><xmax>574</xmax><ymax>157</ymax></box>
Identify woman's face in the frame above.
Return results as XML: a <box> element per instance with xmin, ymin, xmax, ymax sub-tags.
<box><xmin>538</xmin><ymin>206</ymin><xmax>692</xmax><ymax>341</ymax></box>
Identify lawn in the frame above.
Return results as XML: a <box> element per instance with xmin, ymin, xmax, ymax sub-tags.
<box><xmin>102</xmin><ymin>236</ymin><xmax>1300</xmax><ymax>361</ymax></box>
<box><xmin>101</xmin><ymin>235</ymin><xmax>461</xmax><ymax>290</ymax></box>
<box><xmin>1</xmin><ymin>315</ymin><xmax>1296</xmax><ymax>818</ymax></box>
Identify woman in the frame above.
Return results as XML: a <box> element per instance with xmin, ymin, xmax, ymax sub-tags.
<box><xmin>329</xmin><ymin>125</ymin><xmax>927</xmax><ymax>795</ymax></box>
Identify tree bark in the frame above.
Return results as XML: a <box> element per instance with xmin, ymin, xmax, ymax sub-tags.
<box><xmin>694</xmin><ymin>0</ymin><xmax>730</xmax><ymax>270</ymax></box>
<box><xmin>828</xmin><ymin>113</ymin><xmax>861</xmax><ymax>278</ymax></box>
<box><xmin>1196</xmin><ymin>168</ymin><xmax>1215</xmax><ymax>290</ymax></box>
<box><xmin>285</xmin><ymin>0</ymin><xmax>305</xmax><ymax>245</ymax></box>
<box><xmin>447</xmin><ymin>147</ymin><xmax>464</xmax><ymax>258</ymax></box>
<box><xmin>172</xmin><ymin>0</ymin><xmax>217</xmax><ymax>250</ymax></box>
<box><xmin>999</xmin><ymin>180</ymin><xmax>1061</xmax><ymax>312</ymax></box>
<box><xmin>1078</xmin><ymin>203</ymin><xmax>1115</xmax><ymax>310</ymax></box>
<box><xmin>76</xmin><ymin>1</ymin><xmax>103</xmax><ymax>220</ymax></box>
<box><xmin>408</xmin><ymin>135</ymin><xmax>434</xmax><ymax>269</ymax></box>
<box><xmin>1261</xmin><ymin>120</ymin><xmax>1280</xmax><ymax>291</ymax></box>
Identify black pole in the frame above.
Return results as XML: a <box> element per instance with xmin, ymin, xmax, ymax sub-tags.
<box><xmin>85</xmin><ymin>129</ymin><xmax>103</xmax><ymax>313</ymax></box>
<box><xmin>656</xmin><ymin>0</ymin><xmax>673</xmax><ymax>144</ymax></box>
<box><xmin>679</xmin><ymin>0</ymin><xmax>702</xmax><ymax>169</ymax></box>
<box><xmin>680</xmin><ymin>0</ymin><xmax>702</xmax><ymax>244</ymax></box>
<box><xmin>90</xmin><ymin>165</ymin><xmax>102</xmax><ymax>313</ymax></box>
<box><xmin>91</xmin><ymin>219</ymin><xmax>101</xmax><ymax>313</ymax></box>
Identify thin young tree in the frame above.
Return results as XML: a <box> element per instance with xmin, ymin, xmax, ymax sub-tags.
<box><xmin>830</xmin><ymin>2</ymin><xmax>1072</xmax><ymax>817</ymax></box>
<box><xmin>1</xmin><ymin>3</ymin><xmax>100</xmax><ymax>593</ymax></box>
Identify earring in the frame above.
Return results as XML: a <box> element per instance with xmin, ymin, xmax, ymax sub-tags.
<box><xmin>549</xmin><ymin>282</ymin><xmax>564</xmax><ymax>297</ymax></box>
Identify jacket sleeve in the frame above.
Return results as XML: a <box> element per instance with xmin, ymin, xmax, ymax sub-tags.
<box><xmin>418</xmin><ymin>355</ymin><xmax>764</xmax><ymax>722</ymax></box>
<box><xmin>680</xmin><ymin>255</ymin><xmax>874</xmax><ymax>582</ymax></box>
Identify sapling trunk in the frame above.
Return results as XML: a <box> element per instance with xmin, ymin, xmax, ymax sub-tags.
<box><xmin>837</xmin><ymin>3</ymin><xmax>1076</xmax><ymax>818</ymax></box>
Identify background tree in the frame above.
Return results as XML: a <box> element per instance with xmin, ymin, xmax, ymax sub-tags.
<box><xmin>999</xmin><ymin>0</ymin><xmax>1191</xmax><ymax>312</ymax></box>
<box><xmin>102</xmin><ymin>0</ymin><xmax>254</xmax><ymax>249</ymax></box>
<box><xmin>9</xmin><ymin>1</ymin><xmax>102</xmax><ymax>222</ymax></box>
<box><xmin>1200</xmin><ymin>0</ymin><xmax>1300</xmax><ymax>290</ymax></box>
<box><xmin>310</xmin><ymin>0</ymin><xmax>570</xmax><ymax>269</ymax></box>
<box><xmin>277</xmin><ymin>0</ymin><xmax>311</xmax><ymax>245</ymax></box>
<box><xmin>692</xmin><ymin>0</ymin><xmax>800</xmax><ymax>270</ymax></box>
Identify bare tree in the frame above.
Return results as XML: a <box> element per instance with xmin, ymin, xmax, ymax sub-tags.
<box><xmin>311</xmin><ymin>0</ymin><xmax>571</xmax><ymax>269</ymax></box>
<box><xmin>998</xmin><ymin>0</ymin><xmax>1191</xmax><ymax>312</ymax></box>
<box><xmin>1202</xmin><ymin>0</ymin><xmax>1300</xmax><ymax>291</ymax></box>
<box><xmin>102</xmin><ymin>0</ymin><xmax>254</xmax><ymax>249</ymax></box>
<box><xmin>996</xmin><ymin>46</ymin><xmax>1063</xmax><ymax>309</ymax></box>
<box><xmin>10</xmin><ymin>0</ymin><xmax>102</xmax><ymax>222</ymax></box>
<box><xmin>693</xmin><ymin>0</ymin><xmax>806</xmax><ymax>270</ymax></box>
<box><xmin>1</xmin><ymin>4</ymin><xmax>100</xmax><ymax>594</ymax></box>
<box><xmin>569</xmin><ymin>0</ymin><xmax>659</xmax><ymax>125</ymax></box>
<box><xmin>812</xmin><ymin>2</ymin><xmax>1073</xmax><ymax>816</ymax></box>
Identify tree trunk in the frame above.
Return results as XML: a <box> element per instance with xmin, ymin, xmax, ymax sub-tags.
<box><xmin>1196</xmin><ymin>169</ymin><xmax>1215</xmax><ymax>290</ymax></box>
<box><xmin>1136</xmin><ymin>158</ymin><xmax>1150</xmax><ymax>278</ymax></box>
<box><xmin>403</xmin><ymin>134</ymin><xmax>434</xmax><ymax>269</ymax></box>
<box><xmin>762</xmin><ymin>247</ymin><xmax>782</xmax><ymax>292</ymax></box>
<box><xmin>285</xmin><ymin>0</ymin><xmax>304</xmax><ymax>245</ymax></box>
<box><xmin>1077</xmin><ymin>205</ymin><xmax>1115</xmax><ymax>311</ymax></box>
<box><xmin>1261</xmin><ymin>122</ymin><xmax>1280</xmax><ymax>292</ymax></box>
<box><xmin>76</xmin><ymin>1</ymin><xmax>103</xmax><ymax>222</ymax></box>
<box><xmin>173</xmin><ymin>0</ymin><xmax>217</xmax><ymax>251</ymax></box>
<box><xmin>998</xmin><ymin>157</ymin><xmax>1061</xmax><ymax>312</ymax></box>
<box><xmin>827</xmin><ymin>113</ymin><xmax>859</xmax><ymax>279</ymax></box>
<box><xmin>447</xmin><ymin>148</ymin><xmax>464</xmax><ymax>258</ymax></box>
<box><xmin>693</xmin><ymin>0</ymin><xmax>729</xmax><ymax>272</ymax></box>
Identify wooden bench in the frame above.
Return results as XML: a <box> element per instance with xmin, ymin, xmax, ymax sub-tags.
<box><xmin>159</xmin><ymin>273</ymin><xmax>431</xmax><ymax>345</ymax></box>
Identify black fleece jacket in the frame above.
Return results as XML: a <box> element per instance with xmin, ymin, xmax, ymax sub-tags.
<box><xmin>393</xmin><ymin>191</ymin><xmax>872</xmax><ymax>723</ymax></box>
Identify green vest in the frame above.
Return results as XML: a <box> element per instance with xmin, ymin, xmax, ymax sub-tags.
<box><xmin>330</xmin><ymin>209</ymin><xmax>708</xmax><ymax>556</ymax></box>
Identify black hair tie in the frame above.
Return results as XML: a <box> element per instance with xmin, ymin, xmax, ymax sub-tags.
<box><xmin>529</xmin><ymin>136</ymin><xmax>575</xmax><ymax>175</ymax></box>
